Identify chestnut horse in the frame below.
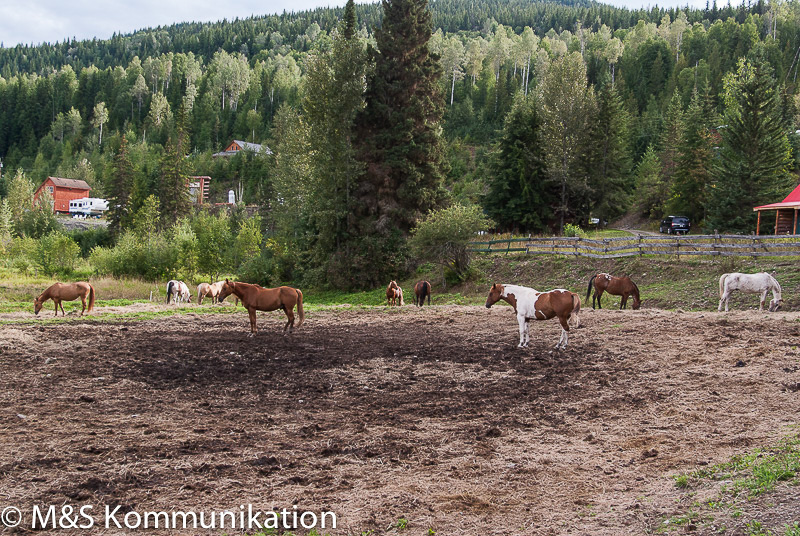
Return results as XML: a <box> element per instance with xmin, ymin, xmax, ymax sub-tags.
<box><xmin>414</xmin><ymin>280</ymin><xmax>431</xmax><ymax>307</ymax></box>
<box><xmin>586</xmin><ymin>273</ymin><xmax>641</xmax><ymax>310</ymax></box>
<box><xmin>34</xmin><ymin>282</ymin><xmax>95</xmax><ymax>316</ymax></box>
<box><xmin>386</xmin><ymin>281</ymin><xmax>401</xmax><ymax>306</ymax></box>
<box><xmin>220</xmin><ymin>279</ymin><xmax>305</xmax><ymax>335</ymax></box>
<box><xmin>485</xmin><ymin>283</ymin><xmax>581</xmax><ymax>349</ymax></box>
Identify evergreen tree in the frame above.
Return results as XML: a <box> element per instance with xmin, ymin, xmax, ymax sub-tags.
<box><xmin>707</xmin><ymin>52</ymin><xmax>794</xmax><ymax>233</ymax></box>
<box><xmin>356</xmin><ymin>0</ymin><xmax>448</xmax><ymax>235</ymax></box>
<box><xmin>483</xmin><ymin>94</ymin><xmax>550</xmax><ymax>232</ymax></box>
<box><xmin>158</xmin><ymin>122</ymin><xmax>192</xmax><ymax>227</ymax></box>
<box><xmin>106</xmin><ymin>134</ymin><xmax>135</xmax><ymax>238</ymax></box>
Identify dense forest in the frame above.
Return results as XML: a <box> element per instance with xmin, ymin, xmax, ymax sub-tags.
<box><xmin>1</xmin><ymin>0</ymin><xmax>799</xmax><ymax>288</ymax></box>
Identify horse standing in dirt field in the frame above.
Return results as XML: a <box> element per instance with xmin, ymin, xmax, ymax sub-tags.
<box><xmin>197</xmin><ymin>281</ymin><xmax>226</xmax><ymax>304</ymax></box>
<box><xmin>586</xmin><ymin>273</ymin><xmax>641</xmax><ymax>310</ymax></box>
<box><xmin>414</xmin><ymin>280</ymin><xmax>432</xmax><ymax>307</ymax></box>
<box><xmin>485</xmin><ymin>283</ymin><xmax>581</xmax><ymax>350</ymax></box>
<box><xmin>34</xmin><ymin>282</ymin><xmax>95</xmax><ymax>316</ymax></box>
<box><xmin>220</xmin><ymin>280</ymin><xmax>305</xmax><ymax>335</ymax></box>
<box><xmin>386</xmin><ymin>281</ymin><xmax>401</xmax><ymax>306</ymax></box>
<box><xmin>718</xmin><ymin>272</ymin><xmax>783</xmax><ymax>312</ymax></box>
<box><xmin>166</xmin><ymin>280</ymin><xmax>191</xmax><ymax>304</ymax></box>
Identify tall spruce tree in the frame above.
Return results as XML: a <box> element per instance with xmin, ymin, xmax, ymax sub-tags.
<box><xmin>707</xmin><ymin>52</ymin><xmax>794</xmax><ymax>233</ymax></box>
<box><xmin>107</xmin><ymin>135</ymin><xmax>135</xmax><ymax>238</ymax></box>
<box><xmin>158</xmin><ymin>114</ymin><xmax>193</xmax><ymax>227</ymax></box>
<box><xmin>483</xmin><ymin>94</ymin><xmax>550</xmax><ymax>232</ymax></box>
<box><xmin>355</xmin><ymin>0</ymin><xmax>448</xmax><ymax>235</ymax></box>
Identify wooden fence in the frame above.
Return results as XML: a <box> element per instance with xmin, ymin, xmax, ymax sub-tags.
<box><xmin>469</xmin><ymin>234</ymin><xmax>800</xmax><ymax>259</ymax></box>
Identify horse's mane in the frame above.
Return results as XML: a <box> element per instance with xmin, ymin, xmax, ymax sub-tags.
<box><xmin>768</xmin><ymin>273</ymin><xmax>782</xmax><ymax>293</ymax></box>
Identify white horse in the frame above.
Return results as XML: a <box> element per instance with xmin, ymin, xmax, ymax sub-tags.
<box><xmin>166</xmin><ymin>280</ymin><xmax>191</xmax><ymax>304</ymax></box>
<box><xmin>485</xmin><ymin>283</ymin><xmax>581</xmax><ymax>349</ymax></box>
<box><xmin>718</xmin><ymin>272</ymin><xmax>783</xmax><ymax>312</ymax></box>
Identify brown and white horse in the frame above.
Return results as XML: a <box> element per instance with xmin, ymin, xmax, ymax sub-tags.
<box><xmin>197</xmin><ymin>280</ymin><xmax>226</xmax><ymax>304</ymax></box>
<box><xmin>220</xmin><ymin>279</ymin><xmax>305</xmax><ymax>335</ymax></box>
<box><xmin>386</xmin><ymin>281</ymin><xmax>401</xmax><ymax>306</ymax></box>
<box><xmin>586</xmin><ymin>273</ymin><xmax>641</xmax><ymax>310</ymax></box>
<box><xmin>485</xmin><ymin>283</ymin><xmax>581</xmax><ymax>349</ymax></box>
<box><xmin>34</xmin><ymin>282</ymin><xmax>95</xmax><ymax>316</ymax></box>
<box><xmin>414</xmin><ymin>280</ymin><xmax>432</xmax><ymax>307</ymax></box>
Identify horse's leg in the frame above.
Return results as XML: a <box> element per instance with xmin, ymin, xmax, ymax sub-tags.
<box><xmin>517</xmin><ymin>315</ymin><xmax>527</xmax><ymax>347</ymax></box>
<box><xmin>595</xmin><ymin>289</ymin><xmax>602</xmax><ymax>309</ymax></box>
<box><xmin>283</xmin><ymin>307</ymin><xmax>295</xmax><ymax>335</ymax></box>
<box><xmin>760</xmin><ymin>289</ymin><xmax>768</xmax><ymax>311</ymax></box>
<box><xmin>620</xmin><ymin>293</ymin><xmax>627</xmax><ymax>310</ymax></box>
<box><xmin>80</xmin><ymin>294</ymin><xmax>86</xmax><ymax>316</ymax></box>
<box><xmin>53</xmin><ymin>299</ymin><xmax>59</xmax><ymax>316</ymax></box>
<box><xmin>248</xmin><ymin>308</ymin><xmax>257</xmax><ymax>336</ymax></box>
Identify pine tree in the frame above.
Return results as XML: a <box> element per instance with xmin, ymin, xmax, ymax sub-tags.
<box><xmin>483</xmin><ymin>94</ymin><xmax>550</xmax><ymax>233</ymax></box>
<box><xmin>356</xmin><ymin>0</ymin><xmax>448</xmax><ymax>235</ymax></box>
<box><xmin>106</xmin><ymin>135</ymin><xmax>135</xmax><ymax>238</ymax></box>
<box><xmin>707</xmin><ymin>52</ymin><xmax>794</xmax><ymax>233</ymax></box>
<box><xmin>158</xmin><ymin>119</ymin><xmax>192</xmax><ymax>227</ymax></box>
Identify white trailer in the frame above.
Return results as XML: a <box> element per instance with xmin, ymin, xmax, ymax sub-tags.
<box><xmin>69</xmin><ymin>198</ymin><xmax>109</xmax><ymax>218</ymax></box>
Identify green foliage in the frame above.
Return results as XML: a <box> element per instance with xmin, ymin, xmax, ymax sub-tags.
<box><xmin>192</xmin><ymin>210</ymin><xmax>233</xmax><ymax>280</ymax></box>
<box><xmin>409</xmin><ymin>203</ymin><xmax>493</xmax><ymax>279</ymax></box>
<box><xmin>67</xmin><ymin>226</ymin><xmax>113</xmax><ymax>257</ymax></box>
<box><xmin>633</xmin><ymin>145</ymin><xmax>666</xmax><ymax>218</ymax></box>
<box><xmin>563</xmin><ymin>223</ymin><xmax>585</xmax><ymax>237</ymax></box>
<box><xmin>31</xmin><ymin>232</ymin><xmax>81</xmax><ymax>276</ymax></box>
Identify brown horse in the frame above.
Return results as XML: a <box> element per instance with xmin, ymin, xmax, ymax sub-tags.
<box><xmin>485</xmin><ymin>283</ymin><xmax>580</xmax><ymax>349</ymax></box>
<box><xmin>220</xmin><ymin>279</ymin><xmax>304</xmax><ymax>335</ymax></box>
<box><xmin>586</xmin><ymin>273</ymin><xmax>641</xmax><ymax>310</ymax></box>
<box><xmin>414</xmin><ymin>280</ymin><xmax>431</xmax><ymax>307</ymax></box>
<box><xmin>386</xmin><ymin>281</ymin><xmax>400</xmax><ymax>306</ymax></box>
<box><xmin>34</xmin><ymin>282</ymin><xmax>95</xmax><ymax>316</ymax></box>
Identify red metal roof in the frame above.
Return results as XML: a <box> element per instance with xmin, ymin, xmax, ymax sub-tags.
<box><xmin>754</xmin><ymin>183</ymin><xmax>800</xmax><ymax>211</ymax></box>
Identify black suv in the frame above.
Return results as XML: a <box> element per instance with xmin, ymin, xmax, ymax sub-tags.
<box><xmin>659</xmin><ymin>215</ymin><xmax>691</xmax><ymax>235</ymax></box>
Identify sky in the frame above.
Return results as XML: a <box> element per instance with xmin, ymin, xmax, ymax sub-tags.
<box><xmin>2</xmin><ymin>0</ymin><xmax>711</xmax><ymax>48</ymax></box>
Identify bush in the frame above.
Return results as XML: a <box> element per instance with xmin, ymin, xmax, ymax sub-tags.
<box><xmin>67</xmin><ymin>226</ymin><xmax>113</xmax><ymax>257</ymax></box>
<box><xmin>563</xmin><ymin>223</ymin><xmax>585</xmax><ymax>237</ymax></box>
<box><xmin>32</xmin><ymin>232</ymin><xmax>81</xmax><ymax>276</ymax></box>
<box><xmin>90</xmin><ymin>231</ymin><xmax>179</xmax><ymax>280</ymax></box>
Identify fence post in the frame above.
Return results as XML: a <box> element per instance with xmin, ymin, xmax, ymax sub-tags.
<box><xmin>752</xmin><ymin>231</ymin><xmax>757</xmax><ymax>259</ymax></box>
<box><xmin>638</xmin><ymin>235</ymin><xmax>643</xmax><ymax>257</ymax></box>
<box><xmin>713</xmin><ymin>230</ymin><xmax>719</xmax><ymax>257</ymax></box>
<box><xmin>506</xmin><ymin>239</ymin><xmax>511</xmax><ymax>255</ymax></box>
<box><xmin>676</xmin><ymin>236</ymin><xmax>680</xmax><ymax>260</ymax></box>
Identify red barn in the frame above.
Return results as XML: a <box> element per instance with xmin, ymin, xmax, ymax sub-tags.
<box><xmin>753</xmin><ymin>183</ymin><xmax>800</xmax><ymax>235</ymax></box>
<box><xmin>34</xmin><ymin>177</ymin><xmax>91</xmax><ymax>214</ymax></box>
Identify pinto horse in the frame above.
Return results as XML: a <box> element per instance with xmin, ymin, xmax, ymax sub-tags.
<box><xmin>386</xmin><ymin>281</ymin><xmax>404</xmax><ymax>306</ymax></box>
<box><xmin>414</xmin><ymin>280</ymin><xmax>432</xmax><ymax>307</ymax></box>
<box><xmin>586</xmin><ymin>273</ymin><xmax>641</xmax><ymax>310</ymax></box>
<box><xmin>166</xmin><ymin>280</ymin><xmax>191</xmax><ymax>304</ymax></box>
<box><xmin>719</xmin><ymin>272</ymin><xmax>783</xmax><ymax>312</ymax></box>
<box><xmin>220</xmin><ymin>279</ymin><xmax>305</xmax><ymax>335</ymax></box>
<box><xmin>34</xmin><ymin>282</ymin><xmax>95</xmax><ymax>316</ymax></box>
<box><xmin>485</xmin><ymin>283</ymin><xmax>581</xmax><ymax>350</ymax></box>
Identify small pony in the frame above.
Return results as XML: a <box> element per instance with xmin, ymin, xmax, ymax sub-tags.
<box><xmin>485</xmin><ymin>283</ymin><xmax>581</xmax><ymax>350</ymax></box>
<box><xmin>34</xmin><ymin>282</ymin><xmax>95</xmax><ymax>316</ymax></box>
<box><xmin>386</xmin><ymin>281</ymin><xmax>404</xmax><ymax>306</ymax></box>
<box><xmin>197</xmin><ymin>280</ymin><xmax>226</xmax><ymax>304</ymax></box>
<box><xmin>718</xmin><ymin>272</ymin><xmax>783</xmax><ymax>312</ymax></box>
<box><xmin>166</xmin><ymin>280</ymin><xmax>191</xmax><ymax>304</ymax></box>
<box><xmin>219</xmin><ymin>279</ymin><xmax>305</xmax><ymax>335</ymax></box>
<box><xmin>414</xmin><ymin>280</ymin><xmax>432</xmax><ymax>307</ymax></box>
<box><xmin>586</xmin><ymin>273</ymin><xmax>641</xmax><ymax>310</ymax></box>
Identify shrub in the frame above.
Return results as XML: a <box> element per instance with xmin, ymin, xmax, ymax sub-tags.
<box><xmin>563</xmin><ymin>223</ymin><xmax>585</xmax><ymax>237</ymax></box>
<box><xmin>32</xmin><ymin>232</ymin><xmax>81</xmax><ymax>276</ymax></box>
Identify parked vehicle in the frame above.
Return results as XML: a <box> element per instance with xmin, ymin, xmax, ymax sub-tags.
<box><xmin>659</xmin><ymin>215</ymin><xmax>691</xmax><ymax>235</ymax></box>
<box><xmin>69</xmin><ymin>198</ymin><xmax>109</xmax><ymax>218</ymax></box>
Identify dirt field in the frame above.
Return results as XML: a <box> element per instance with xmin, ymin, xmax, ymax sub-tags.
<box><xmin>1</xmin><ymin>304</ymin><xmax>799</xmax><ymax>535</ymax></box>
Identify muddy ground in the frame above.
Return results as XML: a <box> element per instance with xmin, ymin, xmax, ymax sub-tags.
<box><xmin>0</xmin><ymin>305</ymin><xmax>798</xmax><ymax>535</ymax></box>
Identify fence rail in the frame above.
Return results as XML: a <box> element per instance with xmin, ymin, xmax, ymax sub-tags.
<box><xmin>469</xmin><ymin>234</ymin><xmax>800</xmax><ymax>259</ymax></box>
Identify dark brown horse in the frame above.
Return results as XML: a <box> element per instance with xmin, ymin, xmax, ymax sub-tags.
<box><xmin>414</xmin><ymin>280</ymin><xmax>431</xmax><ymax>307</ymax></box>
<box><xmin>34</xmin><ymin>282</ymin><xmax>95</xmax><ymax>316</ymax></box>
<box><xmin>586</xmin><ymin>273</ymin><xmax>641</xmax><ymax>310</ymax></box>
<box><xmin>220</xmin><ymin>280</ymin><xmax>304</xmax><ymax>335</ymax></box>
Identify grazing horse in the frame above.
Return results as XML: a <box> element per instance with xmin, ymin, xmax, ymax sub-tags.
<box><xmin>166</xmin><ymin>280</ymin><xmax>191</xmax><ymax>304</ymax></box>
<box><xmin>485</xmin><ymin>283</ymin><xmax>581</xmax><ymax>350</ymax></box>
<box><xmin>220</xmin><ymin>279</ymin><xmax>305</xmax><ymax>335</ymax></box>
<box><xmin>414</xmin><ymin>280</ymin><xmax>432</xmax><ymax>307</ymax></box>
<box><xmin>386</xmin><ymin>281</ymin><xmax>399</xmax><ymax>306</ymax></box>
<box><xmin>586</xmin><ymin>273</ymin><xmax>641</xmax><ymax>310</ymax></box>
<box><xmin>197</xmin><ymin>280</ymin><xmax>226</xmax><ymax>304</ymax></box>
<box><xmin>34</xmin><ymin>282</ymin><xmax>95</xmax><ymax>316</ymax></box>
<box><xmin>718</xmin><ymin>272</ymin><xmax>783</xmax><ymax>312</ymax></box>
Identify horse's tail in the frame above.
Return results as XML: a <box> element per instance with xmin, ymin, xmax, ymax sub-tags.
<box><xmin>424</xmin><ymin>281</ymin><xmax>431</xmax><ymax>305</ymax></box>
<box><xmin>587</xmin><ymin>274</ymin><xmax>597</xmax><ymax>301</ymax></box>
<box><xmin>87</xmin><ymin>284</ymin><xmax>95</xmax><ymax>313</ymax></box>
<box><xmin>571</xmin><ymin>292</ymin><xmax>581</xmax><ymax>328</ymax></box>
<box><xmin>295</xmin><ymin>289</ymin><xmax>305</xmax><ymax>328</ymax></box>
<box><xmin>166</xmin><ymin>281</ymin><xmax>174</xmax><ymax>304</ymax></box>
<box><xmin>399</xmin><ymin>288</ymin><xmax>405</xmax><ymax>306</ymax></box>
<box><xmin>719</xmin><ymin>273</ymin><xmax>729</xmax><ymax>298</ymax></box>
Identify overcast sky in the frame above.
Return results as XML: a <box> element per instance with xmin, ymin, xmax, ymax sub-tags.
<box><xmin>2</xmin><ymin>0</ymin><xmax>711</xmax><ymax>48</ymax></box>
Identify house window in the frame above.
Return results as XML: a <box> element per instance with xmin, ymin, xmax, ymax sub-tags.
<box><xmin>46</xmin><ymin>186</ymin><xmax>54</xmax><ymax>193</ymax></box>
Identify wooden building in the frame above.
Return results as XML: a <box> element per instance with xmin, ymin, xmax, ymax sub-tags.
<box><xmin>188</xmin><ymin>176</ymin><xmax>211</xmax><ymax>204</ymax></box>
<box><xmin>753</xmin><ymin>183</ymin><xmax>800</xmax><ymax>235</ymax></box>
<box><xmin>212</xmin><ymin>140</ymin><xmax>271</xmax><ymax>158</ymax></box>
<box><xmin>34</xmin><ymin>177</ymin><xmax>91</xmax><ymax>214</ymax></box>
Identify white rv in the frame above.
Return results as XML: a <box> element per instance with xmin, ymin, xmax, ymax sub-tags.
<box><xmin>69</xmin><ymin>198</ymin><xmax>109</xmax><ymax>218</ymax></box>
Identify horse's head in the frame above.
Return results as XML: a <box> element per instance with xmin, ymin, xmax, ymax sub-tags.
<box><xmin>485</xmin><ymin>283</ymin><xmax>504</xmax><ymax>308</ymax></box>
<box><xmin>33</xmin><ymin>298</ymin><xmax>42</xmax><ymax>315</ymax></box>
<box><xmin>219</xmin><ymin>279</ymin><xmax>235</xmax><ymax>302</ymax></box>
<box><xmin>769</xmin><ymin>298</ymin><xmax>784</xmax><ymax>312</ymax></box>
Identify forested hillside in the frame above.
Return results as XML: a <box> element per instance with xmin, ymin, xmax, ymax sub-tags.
<box><xmin>1</xmin><ymin>0</ymin><xmax>799</xmax><ymax>289</ymax></box>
